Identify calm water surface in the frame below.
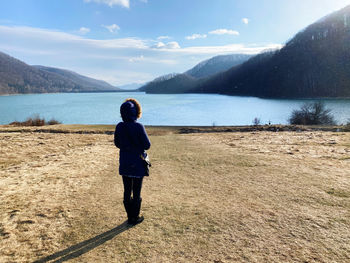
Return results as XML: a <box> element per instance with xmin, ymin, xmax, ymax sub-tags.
<box><xmin>0</xmin><ymin>92</ymin><xmax>349</xmax><ymax>125</ymax></box>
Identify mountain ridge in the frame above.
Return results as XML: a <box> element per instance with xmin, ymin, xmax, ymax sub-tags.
<box><xmin>140</xmin><ymin>54</ymin><xmax>252</xmax><ymax>94</ymax></box>
<box><xmin>190</xmin><ymin>5</ymin><xmax>350</xmax><ymax>98</ymax></box>
<box><xmin>185</xmin><ymin>54</ymin><xmax>252</xmax><ymax>79</ymax></box>
<box><xmin>142</xmin><ymin>5</ymin><xmax>350</xmax><ymax>98</ymax></box>
<box><xmin>0</xmin><ymin>52</ymin><xmax>120</xmax><ymax>95</ymax></box>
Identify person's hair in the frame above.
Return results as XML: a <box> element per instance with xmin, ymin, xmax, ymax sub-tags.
<box><xmin>125</xmin><ymin>98</ymin><xmax>142</xmax><ymax>119</ymax></box>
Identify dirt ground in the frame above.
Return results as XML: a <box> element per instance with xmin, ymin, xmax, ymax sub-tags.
<box><xmin>0</xmin><ymin>126</ymin><xmax>349</xmax><ymax>262</ymax></box>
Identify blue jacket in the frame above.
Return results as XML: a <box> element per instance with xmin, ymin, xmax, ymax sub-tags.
<box><xmin>114</xmin><ymin>102</ymin><xmax>151</xmax><ymax>177</ymax></box>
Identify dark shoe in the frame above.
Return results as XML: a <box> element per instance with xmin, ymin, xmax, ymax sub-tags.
<box><xmin>123</xmin><ymin>198</ymin><xmax>133</xmax><ymax>221</ymax></box>
<box><xmin>128</xmin><ymin>215</ymin><xmax>144</xmax><ymax>225</ymax></box>
<box><xmin>128</xmin><ymin>198</ymin><xmax>143</xmax><ymax>225</ymax></box>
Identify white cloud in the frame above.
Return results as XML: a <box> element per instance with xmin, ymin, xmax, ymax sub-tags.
<box><xmin>185</xmin><ymin>33</ymin><xmax>207</xmax><ymax>40</ymax></box>
<box><xmin>152</xmin><ymin>41</ymin><xmax>180</xmax><ymax>49</ymax></box>
<box><xmin>0</xmin><ymin>25</ymin><xmax>282</xmax><ymax>85</ymax></box>
<box><xmin>129</xmin><ymin>55</ymin><xmax>144</xmax><ymax>62</ymax></box>
<box><xmin>151</xmin><ymin>42</ymin><xmax>165</xmax><ymax>48</ymax></box>
<box><xmin>0</xmin><ymin>25</ymin><xmax>147</xmax><ymax>49</ymax></box>
<box><xmin>125</xmin><ymin>55</ymin><xmax>176</xmax><ymax>64</ymax></box>
<box><xmin>84</xmin><ymin>0</ymin><xmax>129</xmax><ymax>8</ymax></box>
<box><xmin>242</xmin><ymin>18</ymin><xmax>249</xmax><ymax>25</ymax></box>
<box><xmin>157</xmin><ymin>36</ymin><xmax>171</xmax><ymax>40</ymax></box>
<box><xmin>78</xmin><ymin>27</ymin><xmax>90</xmax><ymax>35</ymax></box>
<box><xmin>83</xmin><ymin>69</ymin><xmax>154</xmax><ymax>86</ymax></box>
<box><xmin>166</xmin><ymin>41</ymin><xmax>181</xmax><ymax>49</ymax></box>
<box><xmin>209</xmin><ymin>29</ymin><xmax>240</xmax><ymax>36</ymax></box>
<box><xmin>102</xmin><ymin>24</ymin><xmax>120</xmax><ymax>33</ymax></box>
<box><xmin>177</xmin><ymin>43</ymin><xmax>282</xmax><ymax>55</ymax></box>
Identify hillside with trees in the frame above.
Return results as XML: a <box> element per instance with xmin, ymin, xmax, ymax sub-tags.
<box><xmin>140</xmin><ymin>73</ymin><xmax>198</xmax><ymax>94</ymax></box>
<box><xmin>140</xmin><ymin>54</ymin><xmax>251</xmax><ymax>94</ymax></box>
<box><xmin>185</xmin><ymin>54</ymin><xmax>252</xmax><ymax>79</ymax></box>
<box><xmin>0</xmin><ymin>52</ymin><xmax>119</xmax><ymax>95</ymax></box>
<box><xmin>193</xmin><ymin>5</ymin><xmax>350</xmax><ymax>98</ymax></box>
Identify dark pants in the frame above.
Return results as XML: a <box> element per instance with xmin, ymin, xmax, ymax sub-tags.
<box><xmin>122</xmin><ymin>176</ymin><xmax>143</xmax><ymax>201</ymax></box>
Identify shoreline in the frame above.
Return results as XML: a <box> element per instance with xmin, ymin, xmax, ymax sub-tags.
<box><xmin>0</xmin><ymin>124</ymin><xmax>349</xmax><ymax>135</ymax></box>
<box><xmin>0</xmin><ymin>89</ymin><xmax>140</xmax><ymax>97</ymax></box>
<box><xmin>1</xmin><ymin>91</ymin><xmax>350</xmax><ymax>100</ymax></box>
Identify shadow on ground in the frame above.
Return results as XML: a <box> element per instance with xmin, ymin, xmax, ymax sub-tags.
<box><xmin>33</xmin><ymin>221</ymin><xmax>133</xmax><ymax>263</ymax></box>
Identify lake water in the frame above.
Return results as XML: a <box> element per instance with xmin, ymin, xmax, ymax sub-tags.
<box><xmin>0</xmin><ymin>92</ymin><xmax>349</xmax><ymax>126</ymax></box>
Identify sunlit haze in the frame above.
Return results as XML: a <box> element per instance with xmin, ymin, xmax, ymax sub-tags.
<box><xmin>0</xmin><ymin>0</ymin><xmax>350</xmax><ymax>86</ymax></box>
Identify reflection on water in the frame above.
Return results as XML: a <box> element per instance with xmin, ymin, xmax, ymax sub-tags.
<box><xmin>0</xmin><ymin>92</ymin><xmax>349</xmax><ymax>125</ymax></box>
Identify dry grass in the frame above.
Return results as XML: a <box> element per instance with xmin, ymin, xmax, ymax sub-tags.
<box><xmin>0</xmin><ymin>126</ymin><xmax>349</xmax><ymax>262</ymax></box>
<box><xmin>9</xmin><ymin>116</ymin><xmax>61</xmax><ymax>126</ymax></box>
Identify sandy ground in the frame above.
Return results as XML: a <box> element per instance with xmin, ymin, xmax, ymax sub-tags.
<box><xmin>0</xmin><ymin>126</ymin><xmax>349</xmax><ymax>262</ymax></box>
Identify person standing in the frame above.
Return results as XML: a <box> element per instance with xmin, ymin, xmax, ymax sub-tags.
<box><xmin>114</xmin><ymin>98</ymin><xmax>151</xmax><ymax>225</ymax></box>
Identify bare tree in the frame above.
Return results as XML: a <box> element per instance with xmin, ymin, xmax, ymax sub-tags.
<box><xmin>289</xmin><ymin>102</ymin><xmax>335</xmax><ymax>125</ymax></box>
<box><xmin>252</xmin><ymin>117</ymin><xmax>261</xmax><ymax>126</ymax></box>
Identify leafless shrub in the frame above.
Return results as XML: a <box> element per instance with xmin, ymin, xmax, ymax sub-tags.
<box><xmin>289</xmin><ymin>102</ymin><xmax>335</xmax><ymax>125</ymax></box>
<box><xmin>344</xmin><ymin>120</ymin><xmax>350</xmax><ymax>131</ymax></box>
<box><xmin>47</xmin><ymin>118</ymin><xmax>61</xmax><ymax>125</ymax></box>
<box><xmin>9</xmin><ymin>115</ymin><xmax>61</xmax><ymax>126</ymax></box>
<box><xmin>252</xmin><ymin>117</ymin><xmax>261</xmax><ymax>126</ymax></box>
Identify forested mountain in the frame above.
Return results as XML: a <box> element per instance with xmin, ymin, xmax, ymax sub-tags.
<box><xmin>185</xmin><ymin>54</ymin><xmax>252</xmax><ymax>78</ymax></box>
<box><xmin>193</xmin><ymin>5</ymin><xmax>350</xmax><ymax>98</ymax></box>
<box><xmin>0</xmin><ymin>51</ymin><xmax>119</xmax><ymax>95</ymax></box>
<box><xmin>140</xmin><ymin>54</ymin><xmax>251</xmax><ymax>93</ymax></box>
<box><xmin>140</xmin><ymin>73</ymin><xmax>198</xmax><ymax>94</ymax></box>
<box><xmin>33</xmin><ymin>66</ymin><xmax>118</xmax><ymax>91</ymax></box>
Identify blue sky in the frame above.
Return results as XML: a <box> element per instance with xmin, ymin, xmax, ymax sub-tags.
<box><xmin>0</xmin><ymin>0</ymin><xmax>350</xmax><ymax>86</ymax></box>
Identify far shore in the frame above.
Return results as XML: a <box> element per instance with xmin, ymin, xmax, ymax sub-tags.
<box><xmin>0</xmin><ymin>89</ymin><xmax>140</xmax><ymax>96</ymax></box>
<box><xmin>0</xmin><ymin>124</ymin><xmax>349</xmax><ymax>135</ymax></box>
<box><xmin>1</xmin><ymin>91</ymin><xmax>350</xmax><ymax>100</ymax></box>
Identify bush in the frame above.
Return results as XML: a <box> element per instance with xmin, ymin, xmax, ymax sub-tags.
<box><xmin>9</xmin><ymin>115</ymin><xmax>61</xmax><ymax>126</ymax></box>
<box><xmin>288</xmin><ymin>102</ymin><xmax>335</xmax><ymax>125</ymax></box>
<box><xmin>47</xmin><ymin>118</ymin><xmax>61</xmax><ymax>125</ymax></box>
<box><xmin>252</xmin><ymin>117</ymin><xmax>261</xmax><ymax>126</ymax></box>
<box><xmin>344</xmin><ymin>119</ymin><xmax>350</xmax><ymax>130</ymax></box>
